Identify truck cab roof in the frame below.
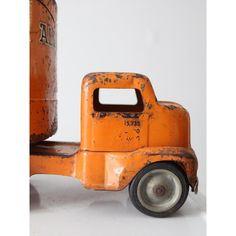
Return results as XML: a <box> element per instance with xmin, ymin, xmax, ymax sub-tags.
<box><xmin>82</xmin><ymin>72</ymin><xmax>151</xmax><ymax>90</ymax></box>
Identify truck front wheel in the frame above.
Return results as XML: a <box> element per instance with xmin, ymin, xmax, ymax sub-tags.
<box><xmin>129</xmin><ymin>162</ymin><xmax>189</xmax><ymax>217</ymax></box>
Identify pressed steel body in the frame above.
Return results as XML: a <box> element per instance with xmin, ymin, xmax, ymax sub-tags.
<box><xmin>30</xmin><ymin>0</ymin><xmax>57</xmax><ymax>143</ymax></box>
<box><xmin>81</xmin><ymin>73</ymin><xmax>190</xmax><ymax>151</ymax></box>
<box><xmin>30</xmin><ymin>73</ymin><xmax>198</xmax><ymax>193</ymax></box>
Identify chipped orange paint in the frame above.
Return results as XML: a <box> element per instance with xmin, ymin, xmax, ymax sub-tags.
<box><xmin>30</xmin><ymin>73</ymin><xmax>198</xmax><ymax>193</ymax></box>
<box><xmin>30</xmin><ymin>0</ymin><xmax>57</xmax><ymax>143</ymax></box>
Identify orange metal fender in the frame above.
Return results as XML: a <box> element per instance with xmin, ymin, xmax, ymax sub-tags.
<box><xmin>75</xmin><ymin>147</ymin><xmax>198</xmax><ymax>192</ymax></box>
<box><xmin>30</xmin><ymin>142</ymin><xmax>198</xmax><ymax>193</ymax></box>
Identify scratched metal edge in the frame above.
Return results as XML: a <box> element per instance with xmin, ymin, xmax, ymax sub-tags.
<box><xmin>144</xmin><ymin>151</ymin><xmax>195</xmax><ymax>159</ymax></box>
<box><xmin>35</xmin><ymin>0</ymin><xmax>57</xmax><ymax>23</ymax></box>
<box><xmin>30</xmin><ymin>116</ymin><xmax>57</xmax><ymax>144</ymax></box>
<box><xmin>30</xmin><ymin>141</ymin><xmax>80</xmax><ymax>157</ymax></box>
<box><xmin>30</xmin><ymin>151</ymin><xmax>77</xmax><ymax>158</ymax></box>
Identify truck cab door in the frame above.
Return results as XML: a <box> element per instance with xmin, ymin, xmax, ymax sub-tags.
<box><xmin>89</xmin><ymin>88</ymin><xmax>149</xmax><ymax>152</ymax></box>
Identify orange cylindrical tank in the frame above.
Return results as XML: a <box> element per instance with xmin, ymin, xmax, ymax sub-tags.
<box><xmin>30</xmin><ymin>0</ymin><xmax>57</xmax><ymax>143</ymax></box>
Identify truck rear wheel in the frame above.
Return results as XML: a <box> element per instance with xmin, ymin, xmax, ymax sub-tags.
<box><xmin>129</xmin><ymin>162</ymin><xmax>189</xmax><ymax>217</ymax></box>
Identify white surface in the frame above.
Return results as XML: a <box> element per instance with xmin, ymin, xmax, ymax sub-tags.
<box><xmin>51</xmin><ymin>0</ymin><xmax>206</xmax><ymax>195</ymax></box>
<box><xmin>30</xmin><ymin>175</ymin><xmax>206</xmax><ymax>236</ymax></box>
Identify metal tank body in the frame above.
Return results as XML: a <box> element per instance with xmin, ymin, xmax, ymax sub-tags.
<box><xmin>30</xmin><ymin>0</ymin><xmax>57</xmax><ymax>143</ymax></box>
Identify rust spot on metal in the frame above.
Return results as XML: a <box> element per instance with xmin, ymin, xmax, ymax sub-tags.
<box><xmin>101</xmin><ymin>77</ymin><xmax>112</xmax><ymax>84</ymax></box>
<box><xmin>146</xmin><ymin>103</ymin><xmax>153</xmax><ymax>110</ymax></box>
<box><xmin>145</xmin><ymin>149</ymin><xmax>194</xmax><ymax>159</ymax></box>
<box><xmin>141</xmin><ymin>83</ymin><xmax>145</xmax><ymax>92</ymax></box>
<box><xmin>115</xmin><ymin>73</ymin><xmax>122</xmax><ymax>79</ymax></box>
<box><xmin>164</xmin><ymin>105</ymin><xmax>177</xmax><ymax>110</ymax></box>
<box><xmin>131</xmin><ymin>73</ymin><xmax>148</xmax><ymax>80</ymax></box>
<box><xmin>91</xmin><ymin>112</ymin><xmax>108</xmax><ymax>119</ymax></box>
<box><xmin>119</xmin><ymin>112</ymin><xmax>141</xmax><ymax>119</ymax></box>
<box><xmin>86</xmin><ymin>73</ymin><xmax>98</xmax><ymax>87</ymax></box>
<box><xmin>99</xmin><ymin>112</ymin><xmax>107</xmax><ymax>118</ymax></box>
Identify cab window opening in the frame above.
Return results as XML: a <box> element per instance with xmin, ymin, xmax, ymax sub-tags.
<box><xmin>93</xmin><ymin>88</ymin><xmax>144</xmax><ymax>112</ymax></box>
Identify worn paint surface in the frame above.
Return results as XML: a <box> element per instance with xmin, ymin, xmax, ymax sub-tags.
<box><xmin>81</xmin><ymin>73</ymin><xmax>190</xmax><ymax>151</ymax></box>
<box><xmin>30</xmin><ymin>0</ymin><xmax>57</xmax><ymax>143</ymax></box>
<box><xmin>30</xmin><ymin>73</ymin><xmax>198</xmax><ymax>193</ymax></box>
<box><xmin>30</xmin><ymin>142</ymin><xmax>198</xmax><ymax>192</ymax></box>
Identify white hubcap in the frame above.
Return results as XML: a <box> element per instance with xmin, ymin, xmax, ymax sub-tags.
<box><xmin>137</xmin><ymin>169</ymin><xmax>182</xmax><ymax>213</ymax></box>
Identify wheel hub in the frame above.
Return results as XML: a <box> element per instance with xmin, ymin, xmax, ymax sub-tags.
<box><xmin>154</xmin><ymin>185</ymin><xmax>166</xmax><ymax>197</ymax></box>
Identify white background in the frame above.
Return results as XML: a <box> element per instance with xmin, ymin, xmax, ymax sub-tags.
<box><xmin>31</xmin><ymin>0</ymin><xmax>207</xmax><ymax>236</ymax></box>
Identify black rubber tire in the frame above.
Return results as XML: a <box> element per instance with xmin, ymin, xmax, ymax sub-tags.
<box><xmin>129</xmin><ymin>162</ymin><xmax>189</xmax><ymax>217</ymax></box>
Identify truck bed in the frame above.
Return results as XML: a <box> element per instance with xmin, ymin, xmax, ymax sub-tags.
<box><xmin>30</xmin><ymin>141</ymin><xmax>80</xmax><ymax>158</ymax></box>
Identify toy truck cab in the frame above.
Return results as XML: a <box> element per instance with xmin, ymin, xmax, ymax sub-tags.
<box><xmin>30</xmin><ymin>72</ymin><xmax>198</xmax><ymax>217</ymax></box>
<box><xmin>81</xmin><ymin>73</ymin><xmax>191</xmax><ymax>151</ymax></box>
<box><xmin>81</xmin><ymin>72</ymin><xmax>154</xmax><ymax>152</ymax></box>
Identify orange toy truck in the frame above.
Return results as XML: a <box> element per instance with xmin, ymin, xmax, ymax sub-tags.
<box><xmin>30</xmin><ymin>72</ymin><xmax>198</xmax><ymax>217</ymax></box>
